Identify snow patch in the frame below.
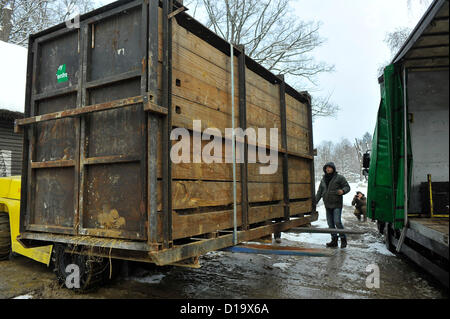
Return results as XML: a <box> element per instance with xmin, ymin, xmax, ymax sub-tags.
<box><xmin>129</xmin><ymin>274</ymin><xmax>166</xmax><ymax>284</ymax></box>
<box><xmin>272</xmin><ymin>263</ymin><xmax>290</xmax><ymax>271</ymax></box>
<box><xmin>366</xmin><ymin>242</ymin><xmax>395</xmax><ymax>257</ymax></box>
<box><xmin>282</xmin><ymin>204</ymin><xmax>330</xmax><ymax>246</ymax></box>
<box><xmin>0</xmin><ymin>40</ymin><xmax>27</xmax><ymax>112</ymax></box>
<box><xmin>13</xmin><ymin>294</ymin><xmax>33</xmax><ymax>299</ymax></box>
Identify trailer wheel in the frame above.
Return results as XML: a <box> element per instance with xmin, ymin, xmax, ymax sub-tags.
<box><xmin>52</xmin><ymin>244</ymin><xmax>110</xmax><ymax>293</ymax></box>
<box><xmin>377</xmin><ymin>221</ymin><xmax>385</xmax><ymax>235</ymax></box>
<box><xmin>383</xmin><ymin>223</ymin><xmax>397</xmax><ymax>254</ymax></box>
<box><xmin>0</xmin><ymin>212</ymin><xmax>11</xmax><ymax>261</ymax></box>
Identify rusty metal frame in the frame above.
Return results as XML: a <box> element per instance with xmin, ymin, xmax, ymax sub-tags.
<box><xmin>305</xmin><ymin>93</ymin><xmax>316</xmax><ymax>214</ymax></box>
<box><xmin>78</xmin><ymin>22</ymin><xmax>89</xmax><ymax>237</ymax></box>
<box><xmin>24</xmin><ymin>40</ymin><xmax>39</xmax><ymax>232</ymax></box>
<box><xmin>139</xmin><ymin>0</ymin><xmax>150</xmax><ymax>240</ymax></box>
<box><xmin>15</xmin><ymin>94</ymin><xmax>167</xmax><ymax>130</ymax></box>
<box><xmin>19</xmin><ymin>37</ymin><xmax>34</xmax><ymax>234</ymax></box>
<box><xmin>147</xmin><ymin>0</ymin><xmax>161</xmax><ymax>250</ymax></box>
<box><xmin>237</xmin><ymin>45</ymin><xmax>249</xmax><ymax>231</ymax></box>
<box><xmin>18</xmin><ymin>0</ymin><xmax>316</xmax><ymax>262</ymax></box>
<box><xmin>19</xmin><ymin>212</ymin><xmax>318</xmax><ymax>266</ymax></box>
<box><xmin>161</xmin><ymin>0</ymin><xmax>173</xmax><ymax>249</ymax></box>
<box><xmin>77</xmin><ymin>2</ymin><xmax>151</xmax><ymax>241</ymax></box>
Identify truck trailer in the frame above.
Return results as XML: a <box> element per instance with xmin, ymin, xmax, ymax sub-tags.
<box><xmin>11</xmin><ymin>0</ymin><xmax>317</xmax><ymax>290</ymax></box>
<box><xmin>367</xmin><ymin>0</ymin><xmax>449</xmax><ymax>288</ymax></box>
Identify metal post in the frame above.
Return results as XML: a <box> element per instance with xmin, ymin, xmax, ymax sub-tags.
<box><xmin>396</xmin><ymin>67</ymin><xmax>409</xmax><ymax>253</ymax></box>
<box><xmin>148</xmin><ymin>0</ymin><xmax>159</xmax><ymax>249</ymax></box>
<box><xmin>428</xmin><ymin>174</ymin><xmax>434</xmax><ymax>218</ymax></box>
<box><xmin>162</xmin><ymin>0</ymin><xmax>173</xmax><ymax>248</ymax></box>
<box><xmin>237</xmin><ymin>45</ymin><xmax>249</xmax><ymax>231</ymax></box>
<box><xmin>278</xmin><ymin>75</ymin><xmax>290</xmax><ymax>221</ymax></box>
<box><xmin>230</xmin><ymin>41</ymin><xmax>237</xmax><ymax>245</ymax></box>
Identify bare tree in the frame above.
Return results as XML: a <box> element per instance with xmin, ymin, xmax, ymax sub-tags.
<box><xmin>188</xmin><ymin>0</ymin><xmax>338</xmax><ymax>119</ymax></box>
<box><xmin>378</xmin><ymin>0</ymin><xmax>433</xmax><ymax>76</ymax></box>
<box><xmin>311</xmin><ymin>92</ymin><xmax>339</xmax><ymax>118</ymax></box>
<box><xmin>315</xmin><ymin>140</ymin><xmax>334</xmax><ymax>178</ymax></box>
<box><xmin>316</xmin><ymin>133</ymin><xmax>371</xmax><ymax>182</ymax></box>
<box><xmin>407</xmin><ymin>0</ymin><xmax>432</xmax><ymax>11</ymax></box>
<box><xmin>385</xmin><ymin>27</ymin><xmax>412</xmax><ymax>55</ymax></box>
<box><xmin>1</xmin><ymin>0</ymin><xmax>94</xmax><ymax>46</ymax></box>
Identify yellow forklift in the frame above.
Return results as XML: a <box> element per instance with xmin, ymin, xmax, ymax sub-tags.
<box><xmin>0</xmin><ymin>176</ymin><xmax>52</xmax><ymax>265</ymax></box>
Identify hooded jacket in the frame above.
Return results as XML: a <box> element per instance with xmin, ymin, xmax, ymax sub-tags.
<box><xmin>315</xmin><ymin>162</ymin><xmax>351</xmax><ymax>209</ymax></box>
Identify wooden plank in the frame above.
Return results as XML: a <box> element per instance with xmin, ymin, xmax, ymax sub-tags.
<box><xmin>290</xmin><ymin>200</ymin><xmax>313</xmax><ymax>216</ymax></box>
<box><xmin>164</xmin><ymin>200</ymin><xmax>313</xmax><ymax>240</ymax></box>
<box><xmin>155</xmin><ymin>117</ymin><xmax>311</xmax><ymax>183</ymax></box>
<box><xmin>154</xmin><ymin>181</ymin><xmax>311</xmax><ymax>210</ymax></box>
<box><xmin>171</xmin><ymin>95</ymin><xmax>309</xmax><ymax>153</ymax></box>
<box><xmin>170</xmin><ymin>205</ymin><xmax>277</xmax><ymax>240</ymax></box>
<box><xmin>168</xmin><ymin>158</ymin><xmax>311</xmax><ymax>184</ymax></box>
<box><xmin>172</xmin><ymin>19</ymin><xmax>282</xmax><ymax>110</ymax></box>
<box><xmin>171</xmin><ymin>23</ymin><xmax>283</xmax><ymax>117</ymax></box>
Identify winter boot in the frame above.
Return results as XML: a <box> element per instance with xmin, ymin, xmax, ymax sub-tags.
<box><xmin>340</xmin><ymin>237</ymin><xmax>347</xmax><ymax>248</ymax></box>
<box><xmin>326</xmin><ymin>237</ymin><xmax>338</xmax><ymax>248</ymax></box>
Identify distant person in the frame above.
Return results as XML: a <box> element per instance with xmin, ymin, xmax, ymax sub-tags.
<box><xmin>352</xmin><ymin>191</ymin><xmax>367</xmax><ymax>222</ymax></box>
<box><xmin>315</xmin><ymin>162</ymin><xmax>351</xmax><ymax>248</ymax></box>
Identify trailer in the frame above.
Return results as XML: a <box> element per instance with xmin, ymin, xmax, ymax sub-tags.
<box><xmin>367</xmin><ymin>0</ymin><xmax>449</xmax><ymax>288</ymax></box>
<box><xmin>13</xmin><ymin>0</ymin><xmax>317</xmax><ymax>290</ymax></box>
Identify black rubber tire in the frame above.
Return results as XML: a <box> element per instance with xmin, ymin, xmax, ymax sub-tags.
<box><xmin>383</xmin><ymin>223</ymin><xmax>397</xmax><ymax>254</ymax></box>
<box><xmin>377</xmin><ymin>220</ymin><xmax>385</xmax><ymax>235</ymax></box>
<box><xmin>52</xmin><ymin>244</ymin><xmax>110</xmax><ymax>293</ymax></box>
<box><xmin>0</xmin><ymin>213</ymin><xmax>11</xmax><ymax>261</ymax></box>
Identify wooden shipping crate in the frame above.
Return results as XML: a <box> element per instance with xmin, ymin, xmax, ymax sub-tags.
<box><xmin>17</xmin><ymin>0</ymin><xmax>316</xmax><ymax>264</ymax></box>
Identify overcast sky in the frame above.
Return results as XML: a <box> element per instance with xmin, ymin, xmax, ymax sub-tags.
<box><xmin>94</xmin><ymin>0</ymin><xmax>429</xmax><ymax>146</ymax></box>
<box><xmin>292</xmin><ymin>0</ymin><xmax>428</xmax><ymax>145</ymax></box>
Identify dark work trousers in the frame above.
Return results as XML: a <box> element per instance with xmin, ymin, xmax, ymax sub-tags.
<box><xmin>326</xmin><ymin>207</ymin><xmax>346</xmax><ymax>240</ymax></box>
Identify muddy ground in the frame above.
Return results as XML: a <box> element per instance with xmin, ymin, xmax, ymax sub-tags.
<box><xmin>1</xmin><ymin>205</ymin><xmax>448</xmax><ymax>299</ymax></box>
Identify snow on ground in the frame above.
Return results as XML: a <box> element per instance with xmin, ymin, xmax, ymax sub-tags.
<box><xmin>272</xmin><ymin>263</ymin><xmax>291</xmax><ymax>271</ymax></box>
<box><xmin>282</xmin><ymin>181</ymin><xmax>370</xmax><ymax>247</ymax></box>
<box><xmin>128</xmin><ymin>273</ymin><xmax>166</xmax><ymax>284</ymax></box>
<box><xmin>366</xmin><ymin>242</ymin><xmax>395</xmax><ymax>257</ymax></box>
<box><xmin>13</xmin><ymin>294</ymin><xmax>33</xmax><ymax>299</ymax></box>
<box><xmin>0</xmin><ymin>40</ymin><xmax>27</xmax><ymax>112</ymax></box>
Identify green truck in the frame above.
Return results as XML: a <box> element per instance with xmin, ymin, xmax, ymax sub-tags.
<box><xmin>367</xmin><ymin>0</ymin><xmax>449</xmax><ymax>288</ymax></box>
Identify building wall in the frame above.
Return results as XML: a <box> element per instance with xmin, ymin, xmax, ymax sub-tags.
<box><xmin>408</xmin><ymin>70</ymin><xmax>449</xmax><ymax>213</ymax></box>
<box><xmin>0</xmin><ymin>119</ymin><xmax>23</xmax><ymax>176</ymax></box>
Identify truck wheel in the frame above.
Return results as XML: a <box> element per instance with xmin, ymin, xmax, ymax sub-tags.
<box><xmin>377</xmin><ymin>221</ymin><xmax>385</xmax><ymax>234</ymax></box>
<box><xmin>52</xmin><ymin>244</ymin><xmax>110</xmax><ymax>293</ymax></box>
<box><xmin>383</xmin><ymin>223</ymin><xmax>396</xmax><ymax>254</ymax></box>
<box><xmin>0</xmin><ymin>213</ymin><xmax>11</xmax><ymax>261</ymax></box>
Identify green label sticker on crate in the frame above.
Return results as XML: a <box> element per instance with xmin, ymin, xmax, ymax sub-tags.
<box><xmin>56</xmin><ymin>64</ymin><xmax>68</xmax><ymax>83</ymax></box>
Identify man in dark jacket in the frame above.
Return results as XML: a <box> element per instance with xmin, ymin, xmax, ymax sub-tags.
<box><xmin>352</xmin><ymin>191</ymin><xmax>367</xmax><ymax>222</ymax></box>
<box><xmin>315</xmin><ymin>162</ymin><xmax>351</xmax><ymax>248</ymax></box>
